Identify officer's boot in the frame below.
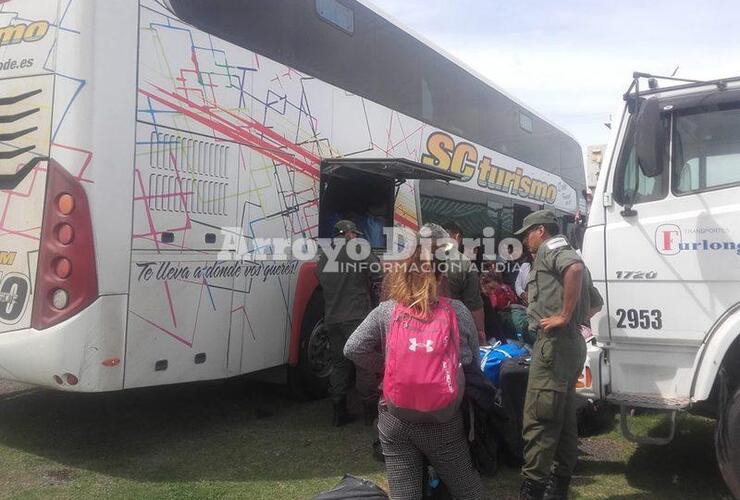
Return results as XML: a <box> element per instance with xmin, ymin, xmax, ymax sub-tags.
<box><xmin>543</xmin><ymin>474</ymin><xmax>571</xmax><ymax>500</ymax></box>
<box><xmin>332</xmin><ymin>398</ymin><xmax>355</xmax><ymax>427</ymax></box>
<box><xmin>519</xmin><ymin>479</ymin><xmax>546</xmax><ymax>500</ymax></box>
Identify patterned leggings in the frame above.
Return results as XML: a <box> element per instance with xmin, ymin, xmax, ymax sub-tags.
<box><xmin>377</xmin><ymin>408</ymin><xmax>484</xmax><ymax>500</ymax></box>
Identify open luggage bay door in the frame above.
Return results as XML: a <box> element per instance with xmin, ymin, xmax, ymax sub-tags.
<box><xmin>319</xmin><ymin>158</ymin><xmax>462</xmax><ymax>246</ymax></box>
<box><xmin>321</xmin><ymin>158</ymin><xmax>462</xmax><ymax>182</ymax></box>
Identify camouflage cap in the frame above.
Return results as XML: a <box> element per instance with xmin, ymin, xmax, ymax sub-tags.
<box><xmin>514</xmin><ymin>209</ymin><xmax>560</xmax><ymax>236</ymax></box>
<box><xmin>334</xmin><ymin>219</ymin><xmax>363</xmax><ymax>236</ymax></box>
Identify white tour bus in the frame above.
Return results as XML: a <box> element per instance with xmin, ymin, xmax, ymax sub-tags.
<box><xmin>0</xmin><ymin>0</ymin><xmax>586</xmax><ymax>396</ymax></box>
<box><xmin>581</xmin><ymin>72</ymin><xmax>740</xmax><ymax>495</ymax></box>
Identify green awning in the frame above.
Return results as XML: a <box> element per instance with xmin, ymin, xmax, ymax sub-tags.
<box><xmin>420</xmin><ymin>196</ymin><xmax>513</xmax><ymax>238</ymax></box>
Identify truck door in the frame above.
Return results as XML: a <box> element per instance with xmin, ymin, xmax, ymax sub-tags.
<box><xmin>603</xmin><ymin>91</ymin><xmax>740</xmax><ymax>404</ymax></box>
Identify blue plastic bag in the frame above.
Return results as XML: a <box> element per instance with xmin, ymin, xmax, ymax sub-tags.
<box><xmin>480</xmin><ymin>342</ymin><xmax>530</xmax><ymax>387</ymax></box>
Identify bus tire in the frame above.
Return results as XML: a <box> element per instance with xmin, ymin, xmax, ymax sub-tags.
<box><xmin>289</xmin><ymin>291</ymin><xmax>330</xmax><ymax>400</ymax></box>
<box><xmin>716</xmin><ymin>385</ymin><xmax>740</xmax><ymax>498</ymax></box>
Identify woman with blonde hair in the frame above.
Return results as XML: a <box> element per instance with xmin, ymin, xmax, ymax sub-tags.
<box><xmin>344</xmin><ymin>227</ymin><xmax>483</xmax><ymax>500</ymax></box>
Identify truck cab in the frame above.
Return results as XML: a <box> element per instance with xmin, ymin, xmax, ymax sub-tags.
<box><xmin>582</xmin><ymin>73</ymin><xmax>740</xmax><ymax>496</ymax></box>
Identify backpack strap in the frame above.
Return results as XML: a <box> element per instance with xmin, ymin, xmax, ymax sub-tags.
<box><xmin>437</xmin><ymin>297</ymin><xmax>461</xmax><ymax>353</ymax></box>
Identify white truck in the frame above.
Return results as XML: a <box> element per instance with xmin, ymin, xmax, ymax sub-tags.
<box><xmin>580</xmin><ymin>72</ymin><xmax>740</xmax><ymax>497</ymax></box>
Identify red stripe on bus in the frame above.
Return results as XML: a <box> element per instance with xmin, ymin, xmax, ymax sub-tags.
<box><xmin>140</xmin><ymin>87</ymin><xmax>320</xmax><ymax>179</ymax></box>
<box><xmin>288</xmin><ymin>261</ymin><xmax>319</xmax><ymax>366</ymax></box>
<box><xmin>394</xmin><ymin>212</ymin><xmax>418</xmax><ymax>229</ymax></box>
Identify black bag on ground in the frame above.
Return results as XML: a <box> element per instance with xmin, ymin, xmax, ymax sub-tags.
<box><xmin>462</xmin><ymin>363</ymin><xmax>506</xmax><ymax>477</ymax></box>
<box><xmin>497</xmin><ymin>355</ymin><xmax>530</xmax><ymax>463</ymax></box>
<box><xmin>465</xmin><ymin>401</ymin><xmax>499</xmax><ymax>477</ymax></box>
<box><xmin>313</xmin><ymin>474</ymin><xmax>389</xmax><ymax>499</ymax></box>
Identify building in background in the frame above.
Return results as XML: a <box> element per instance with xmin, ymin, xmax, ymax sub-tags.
<box><xmin>586</xmin><ymin>144</ymin><xmax>607</xmax><ymax>193</ymax></box>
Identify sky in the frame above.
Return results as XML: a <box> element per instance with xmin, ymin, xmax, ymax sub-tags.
<box><xmin>370</xmin><ymin>0</ymin><xmax>740</xmax><ymax>150</ymax></box>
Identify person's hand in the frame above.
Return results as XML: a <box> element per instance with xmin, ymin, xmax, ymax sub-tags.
<box><xmin>539</xmin><ymin>314</ymin><xmax>568</xmax><ymax>332</ymax></box>
<box><xmin>478</xmin><ymin>331</ymin><xmax>487</xmax><ymax>345</ymax></box>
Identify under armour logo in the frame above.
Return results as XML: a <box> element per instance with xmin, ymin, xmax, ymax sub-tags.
<box><xmin>409</xmin><ymin>338</ymin><xmax>434</xmax><ymax>353</ymax></box>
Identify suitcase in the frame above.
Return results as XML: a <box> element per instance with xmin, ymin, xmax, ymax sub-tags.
<box><xmin>497</xmin><ymin>355</ymin><xmax>530</xmax><ymax>463</ymax></box>
<box><xmin>479</xmin><ymin>343</ymin><xmax>530</xmax><ymax>387</ymax></box>
<box><xmin>462</xmin><ymin>363</ymin><xmax>501</xmax><ymax>478</ymax></box>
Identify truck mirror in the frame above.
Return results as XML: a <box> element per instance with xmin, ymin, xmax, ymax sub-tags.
<box><xmin>635</xmin><ymin>97</ymin><xmax>665</xmax><ymax>178</ymax></box>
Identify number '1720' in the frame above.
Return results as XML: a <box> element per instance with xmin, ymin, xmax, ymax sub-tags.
<box><xmin>615</xmin><ymin>271</ymin><xmax>657</xmax><ymax>279</ymax></box>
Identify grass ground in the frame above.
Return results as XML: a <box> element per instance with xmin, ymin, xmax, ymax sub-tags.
<box><xmin>0</xmin><ymin>379</ymin><xmax>732</xmax><ymax>499</ymax></box>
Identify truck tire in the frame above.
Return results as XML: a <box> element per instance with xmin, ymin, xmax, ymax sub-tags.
<box><xmin>288</xmin><ymin>292</ymin><xmax>330</xmax><ymax>400</ymax></box>
<box><xmin>716</xmin><ymin>385</ymin><xmax>740</xmax><ymax>498</ymax></box>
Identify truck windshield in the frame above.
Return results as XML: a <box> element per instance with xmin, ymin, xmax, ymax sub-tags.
<box><xmin>673</xmin><ymin>107</ymin><xmax>740</xmax><ymax>194</ymax></box>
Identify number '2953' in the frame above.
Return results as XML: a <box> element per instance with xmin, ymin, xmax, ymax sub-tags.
<box><xmin>616</xmin><ymin>309</ymin><xmax>663</xmax><ymax>330</ymax></box>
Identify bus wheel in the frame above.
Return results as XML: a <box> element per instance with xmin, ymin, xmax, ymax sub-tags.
<box><xmin>289</xmin><ymin>292</ymin><xmax>330</xmax><ymax>400</ymax></box>
<box><xmin>716</xmin><ymin>385</ymin><xmax>740</xmax><ymax>497</ymax></box>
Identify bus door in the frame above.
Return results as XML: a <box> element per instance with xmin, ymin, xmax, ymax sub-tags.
<box><xmin>513</xmin><ymin>204</ymin><xmax>533</xmax><ymax>235</ymax></box>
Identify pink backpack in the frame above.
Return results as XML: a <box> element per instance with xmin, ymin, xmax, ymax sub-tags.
<box><xmin>383</xmin><ymin>298</ymin><xmax>464</xmax><ymax>423</ymax></box>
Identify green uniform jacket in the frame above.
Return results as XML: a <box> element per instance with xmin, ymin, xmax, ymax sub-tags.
<box><xmin>316</xmin><ymin>244</ymin><xmax>381</xmax><ymax>326</ymax></box>
<box><xmin>443</xmin><ymin>253</ymin><xmax>484</xmax><ymax>312</ymax></box>
<box><xmin>526</xmin><ymin>235</ymin><xmax>603</xmax><ymax>392</ymax></box>
<box><xmin>526</xmin><ymin>235</ymin><xmax>602</xmax><ymax>332</ymax></box>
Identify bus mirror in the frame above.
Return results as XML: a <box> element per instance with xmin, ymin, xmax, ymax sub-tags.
<box><xmin>635</xmin><ymin>97</ymin><xmax>665</xmax><ymax>178</ymax></box>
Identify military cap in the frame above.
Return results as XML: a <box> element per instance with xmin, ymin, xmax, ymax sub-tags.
<box><xmin>334</xmin><ymin>219</ymin><xmax>363</xmax><ymax>236</ymax></box>
<box><xmin>514</xmin><ymin>210</ymin><xmax>560</xmax><ymax>236</ymax></box>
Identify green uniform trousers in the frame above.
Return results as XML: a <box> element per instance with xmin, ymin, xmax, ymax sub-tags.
<box><xmin>521</xmin><ymin>328</ymin><xmax>587</xmax><ymax>482</ymax></box>
<box><xmin>327</xmin><ymin>319</ymin><xmax>363</xmax><ymax>404</ymax></box>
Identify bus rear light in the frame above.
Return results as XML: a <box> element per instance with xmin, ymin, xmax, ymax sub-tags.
<box><xmin>51</xmin><ymin>289</ymin><xmax>69</xmax><ymax>310</ymax></box>
<box><xmin>53</xmin><ymin>258</ymin><xmax>72</xmax><ymax>279</ymax></box>
<box><xmin>57</xmin><ymin>193</ymin><xmax>75</xmax><ymax>215</ymax></box>
<box><xmin>56</xmin><ymin>224</ymin><xmax>74</xmax><ymax>245</ymax></box>
<box><xmin>32</xmin><ymin>160</ymin><xmax>98</xmax><ymax>330</ymax></box>
<box><xmin>64</xmin><ymin>373</ymin><xmax>79</xmax><ymax>386</ymax></box>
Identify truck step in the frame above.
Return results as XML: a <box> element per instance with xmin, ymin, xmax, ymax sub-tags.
<box><xmin>607</xmin><ymin>392</ymin><xmax>690</xmax><ymax>410</ymax></box>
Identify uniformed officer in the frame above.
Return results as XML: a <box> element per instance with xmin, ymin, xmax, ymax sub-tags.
<box><xmin>442</xmin><ymin>222</ymin><xmax>487</xmax><ymax>344</ymax></box>
<box><xmin>421</xmin><ymin>223</ymin><xmax>486</xmax><ymax>343</ymax></box>
<box><xmin>316</xmin><ymin>220</ymin><xmax>381</xmax><ymax>427</ymax></box>
<box><xmin>514</xmin><ymin>210</ymin><xmax>603</xmax><ymax>500</ymax></box>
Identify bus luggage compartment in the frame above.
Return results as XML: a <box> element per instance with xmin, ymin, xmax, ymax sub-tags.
<box><xmin>318</xmin><ymin>158</ymin><xmax>461</xmax><ymax>246</ymax></box>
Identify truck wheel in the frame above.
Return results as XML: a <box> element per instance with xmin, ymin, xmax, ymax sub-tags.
<box><xmin>716</xmin><ymin>385</ymin><xmax>740</xmax><ymax>498</ymax></box>
<box><xmin>289</xmin><ymin>292</ymin><xmax>331</xmax><ymax>400</ymax></box>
